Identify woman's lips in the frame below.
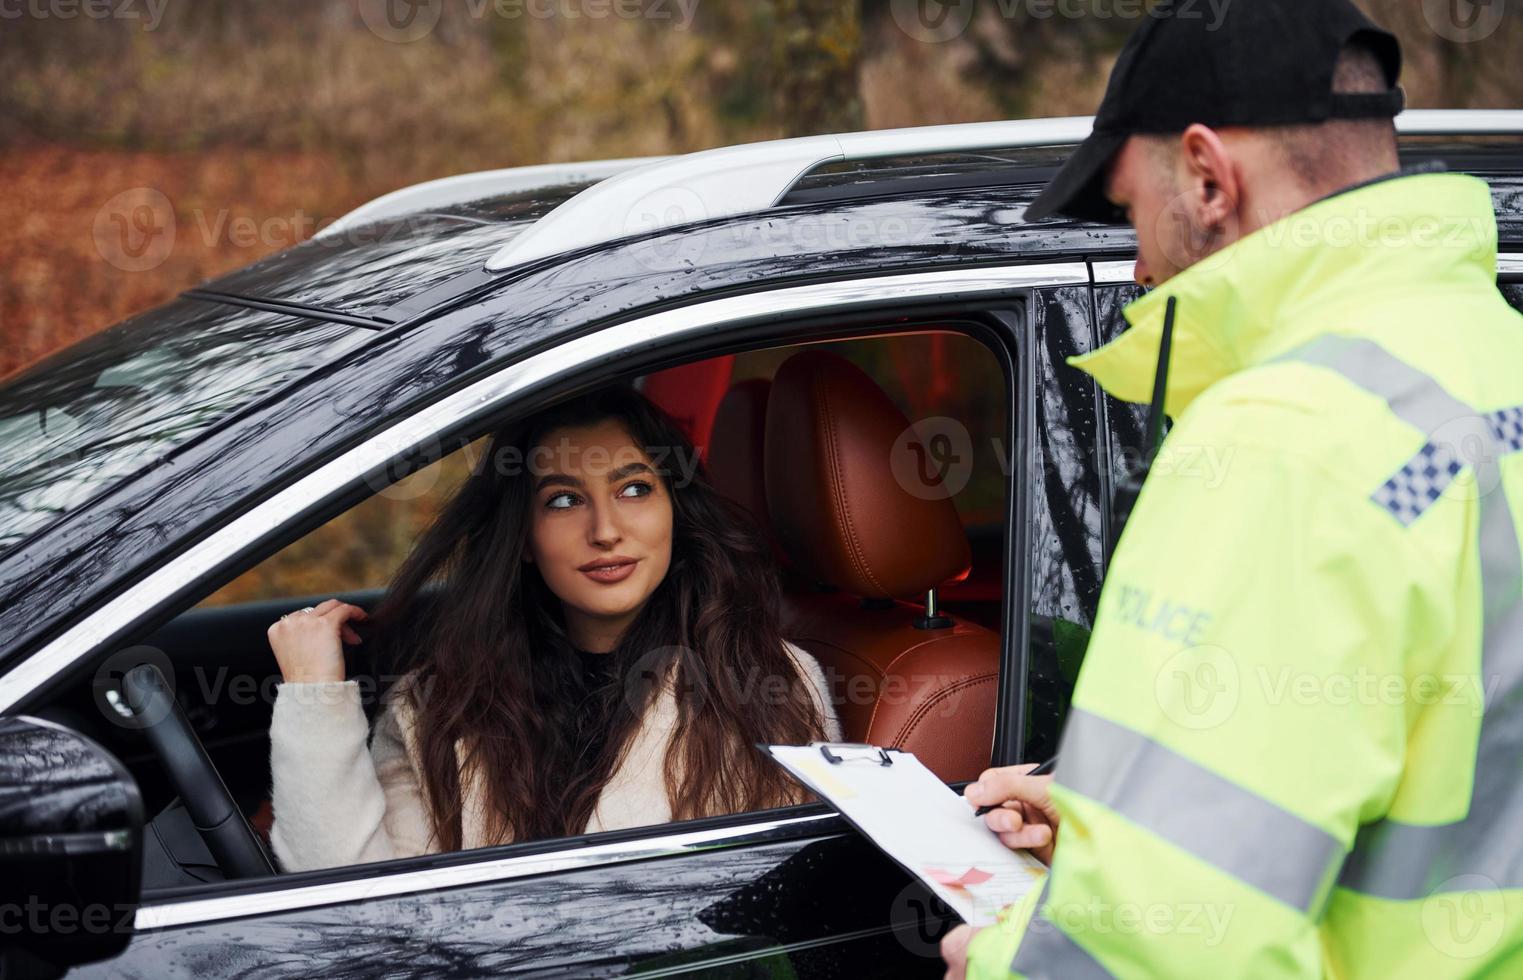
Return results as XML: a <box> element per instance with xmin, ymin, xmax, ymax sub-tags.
<box><xmin>580</xmin><ymin>559</ymin><xmax>638</xmax><ymax>584</ymax></box>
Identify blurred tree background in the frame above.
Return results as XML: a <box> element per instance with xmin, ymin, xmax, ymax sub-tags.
<box><xmin>4</xmin><ymin>0</ymin><xmax>1520</xmax><ymax>380</ymax></box>
<box><xmin>1</xmin><ymin>0</ymin><xmax>1518</xmax><ymax>603</ymax></box>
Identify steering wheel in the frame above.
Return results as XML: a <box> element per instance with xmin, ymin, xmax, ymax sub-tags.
<box><xmin>121</xmin><ymin>664</ymin><xmax>273</xmax><ymax>879</ymax></box>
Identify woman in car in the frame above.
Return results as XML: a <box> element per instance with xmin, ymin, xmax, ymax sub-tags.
<box><xmin>264</xmin><ymin>385</ymin><xmax>841</xmax><ymax>871</ymax></box>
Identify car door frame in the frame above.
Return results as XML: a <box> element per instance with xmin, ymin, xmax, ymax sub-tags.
<box><xmin>0</xmin><ymin>259</ymin><xmax>1094</xmax><ymax>947</ymax></box>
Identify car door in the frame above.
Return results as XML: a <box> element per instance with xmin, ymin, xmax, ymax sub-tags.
<box><xmin>3</xmin><ymin>261</ymin><xmax>1094</xmax><ymax>978</ymax></box>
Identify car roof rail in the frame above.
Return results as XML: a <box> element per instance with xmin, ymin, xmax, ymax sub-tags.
<box><xmin>483</xmin><ymin>109</ymin><xmax>1523</xmax><ymax>272</ymax></box>
<box><xmin>483</xmin><ymin>117</ymin><xmax>1095</xmax><ymax>271</ymax></box>
<box><xmin>315</xmin><ymin>156</ymin><xmax>670</xmax><ymax>241</ymax></box>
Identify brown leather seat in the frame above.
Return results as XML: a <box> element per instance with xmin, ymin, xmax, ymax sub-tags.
<box><xmin>764</xmin><ymin>350</ymin><xmax>1001</xmax><ymax>782</ymax></box>
<box><xmin>707</xmin><ymin>379</ymin><xmax>782</xmax><ymax>560</ymax></box>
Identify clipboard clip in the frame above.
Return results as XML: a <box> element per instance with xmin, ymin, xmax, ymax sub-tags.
<box><xmin>819</xmin><ymin>743</ymin><xmax>895</xmax><ymax>766</ymax></box>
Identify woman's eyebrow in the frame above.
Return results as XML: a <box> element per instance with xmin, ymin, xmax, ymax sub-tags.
<box><xmin>535</xmin><ymin>472</ymin><xmax>583</xmax><ymax>492</ymax></box>
<box><xmin>608</xmin><ymin>461</ymin><xmax>654</xmax><ymax>481</ymax></box>
<box><xmin>535</xmin><ymin>462</ymin><xmax>651</xmax><ymax>492</ymax></box>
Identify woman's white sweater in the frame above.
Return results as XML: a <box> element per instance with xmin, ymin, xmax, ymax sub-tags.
<box><xmin>267</xmin><ymin>641</ymin><xmax>841</xmax><ymax>871</ymax></box>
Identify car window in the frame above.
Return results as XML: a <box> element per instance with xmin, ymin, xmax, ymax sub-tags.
<box><xmin>0</xmin><ymin>299</ymin><xmax>371</xmax><ymax>556</ymax></box>
<box><xmin>67</xmin><ymin>322</ymin><xmax>1008</xmax><ymax>888</ymax></box>
<box><xmin>199</xmin><ymin>439</ymin><xmax>482</xmax><ymax>606</ymax></box>
<box><xmin>206</xmin><ymin>331</ymin><xmax>1009</xmax><ymax>608</ymax></box>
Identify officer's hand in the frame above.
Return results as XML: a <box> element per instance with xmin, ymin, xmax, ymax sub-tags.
<box><xmin>962</xmin><ymin>763</ymin><xmax>1060</xmax><ymax>865</ymax></box>
<box><xmin>941</xmin><ymin>923</ymin><xmax>980</xmax><ymax>980</ymax></box>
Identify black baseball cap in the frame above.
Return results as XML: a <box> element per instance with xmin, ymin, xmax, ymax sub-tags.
<box><xmin>1026</xmin><ymin>0</ymin><xmax>1404</xmax><ymax>224</ymax></box>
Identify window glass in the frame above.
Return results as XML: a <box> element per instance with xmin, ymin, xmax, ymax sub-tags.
<box><xmin>199</xmin><ymin>440</ymin><xmax>482</xmax><ymax>606</ymax></box>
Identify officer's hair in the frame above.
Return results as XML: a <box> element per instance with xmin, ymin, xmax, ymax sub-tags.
<box><xmin>1273</xmin><ymin>39</ymin><xmax>1400</xmax><ymax>189</ymax></box>
<box><xmin>1138</xmin><ymin>40</ymin><xmax>1398</xmax><ymax>193</ymax></box>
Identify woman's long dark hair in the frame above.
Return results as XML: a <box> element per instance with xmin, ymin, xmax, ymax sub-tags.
<box><xmin>366</xmin><ymin>385</ymin><xmax>827</xmax><ymax>849</ymax></box>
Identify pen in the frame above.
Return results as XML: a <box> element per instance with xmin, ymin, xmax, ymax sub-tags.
<box><xmin>973</xmin><ymin>755</ymin><xmax>1057</xmax><ymax>817</ymax></box>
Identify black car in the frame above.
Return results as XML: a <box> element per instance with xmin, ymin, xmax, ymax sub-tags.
<box><xmin>2</xmin><ymin>113</ymin><xmax>1522</xmax><ymax>979</ymax></box>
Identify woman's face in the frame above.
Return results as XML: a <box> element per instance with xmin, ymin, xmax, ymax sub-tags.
<box><xmin>525</xmin><ymin>419</ymin><xmax>674</xmax><ymax>653</ymax></box>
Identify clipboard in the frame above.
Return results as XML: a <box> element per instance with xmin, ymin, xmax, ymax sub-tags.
<box><xmin>761</xmin><ymin>741</ymin><xmax>1047</xmax><ymax>927</ymax></box>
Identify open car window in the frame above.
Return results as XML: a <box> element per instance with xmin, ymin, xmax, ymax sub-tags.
<box><xmin>40</xmin><ymin>319</ymin><xmax>1015</xmax><ymax>895</ymax></box>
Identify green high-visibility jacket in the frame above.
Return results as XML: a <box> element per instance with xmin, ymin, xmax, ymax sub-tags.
<box><xmin>967</xmin><ymin>171</ymin><xmax>1523</xmax><ymax>978</ymax></box>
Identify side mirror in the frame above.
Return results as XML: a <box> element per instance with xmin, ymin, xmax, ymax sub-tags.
<box><xmin>0</xmin><ymin>716</ymin><xmax>143</xmax><ymax>978</ymax></box>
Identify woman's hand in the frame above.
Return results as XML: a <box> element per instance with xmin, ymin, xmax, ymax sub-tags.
<box><xmin>962</xmin><ymin>762</ymin><xmax>1060</xmax><ymax>866</ymax></box>
<box><xmin>267</xmin><ymin>598</ymin><xmax>367</xmax><ymax>684</ymax></box>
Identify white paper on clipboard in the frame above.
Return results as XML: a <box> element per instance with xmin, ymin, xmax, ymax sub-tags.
<box><xmin>763</xmin><ymin>742</ymin><xmax>1047</xmax><ymax>926</ymax></box>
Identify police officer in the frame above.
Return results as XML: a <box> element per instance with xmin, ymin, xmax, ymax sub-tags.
<box><xmin>942</xmin><ymin>1</ymin><xmax>1523</xmax><ymax>977</ymax></box>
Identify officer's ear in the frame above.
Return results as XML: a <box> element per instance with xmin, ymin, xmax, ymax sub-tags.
<box><xmin>1178</xmin><ymin>124</ymin><xmax>1239</xmax><ymax>233</ymax></box>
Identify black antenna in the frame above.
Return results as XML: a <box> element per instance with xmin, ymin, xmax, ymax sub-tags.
<box><xmin>1107</xmin><ymin>295</ymin><xmax>1176</xmax><ymax>561</ymax></box>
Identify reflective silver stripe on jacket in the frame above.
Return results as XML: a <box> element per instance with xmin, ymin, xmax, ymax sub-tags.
<box><xmin>1277</xmin><ymin>335</ymin><xmax>1523</xmax><ymax>901</ymax></box>
<box><xmin>1008</xmin><ymin>874</ymin><xmax>1115</xmax><ymax>979</ymax></box>
<box><xmin>1057</xmin><ymin>708</ymin><xmax>1344</xmax><ymax>913</ymax></box>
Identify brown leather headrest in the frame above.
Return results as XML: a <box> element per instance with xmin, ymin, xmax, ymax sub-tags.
<box><xmin>707</xmin><ymin>379</ymin><xmax>784</xmax><ymax>561</ymax></box>
<box><xmin>765</xmin><ymin>350</ymin><xmax>971</xmax><ymax>599</ymax></box>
